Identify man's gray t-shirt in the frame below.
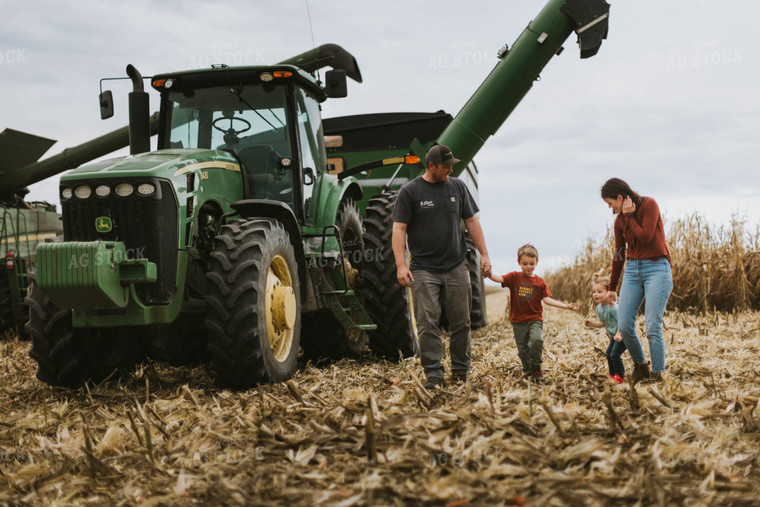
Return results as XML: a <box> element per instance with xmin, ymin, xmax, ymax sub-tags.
<box><xmin>392</xmin><ymin>176</ymin><xmax>479</xmax><ymax>272</ymax></box>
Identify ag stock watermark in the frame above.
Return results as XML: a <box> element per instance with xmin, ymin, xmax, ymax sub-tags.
<box><xmin>307</xmin><ymin>244</ymin><xmax>386</xmax><ymax>270</ymax></box>
<box><xmin>0</xmin><ymin>46</ymin><xmax>26</xmax><ymax>65</ymax></box>
<box><xmin>666</xmin><ymin>37</ymin><xmax>743</xmax><ymax>71</ymax></box>
<box><xmin>428</xmin><ymin>445</ymin><xmax>504</xmax><ymax>468</ymax></box>
<box><xmin>189</xmin><ymin>38</ymin><xmax>265</xmax><ymax>68</ymax></box>
<box><xmin>427</xmin><ymin>38</ymin><xmax>498</xmax><ymax>71</ymax></box>
<box><xmin>66</xmin><ymin>245</ymin><xmax>147</xmax><ymax>269</ymax></box>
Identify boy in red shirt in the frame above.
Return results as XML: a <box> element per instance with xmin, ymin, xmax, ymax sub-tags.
<box><xmin>489</xmin><ymin>244</ymin><xmax>579</xmax><ymax>382</ymax></box>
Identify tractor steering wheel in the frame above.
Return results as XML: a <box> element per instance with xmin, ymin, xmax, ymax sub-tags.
<box><xmin>212</xmin><ymin>115</ymin><xmax>252</xmax><ymax>145</ymax></box>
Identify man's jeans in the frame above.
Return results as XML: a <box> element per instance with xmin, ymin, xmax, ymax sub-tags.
<box><xmin>411</xmin><ymin>260</ymin><xmax>471</xmax><ymax>380</ymax></box>
<box><xmin>618</xmin><ymin>257</ymin><xmax>673</xmax><ymax>373</ymax></box>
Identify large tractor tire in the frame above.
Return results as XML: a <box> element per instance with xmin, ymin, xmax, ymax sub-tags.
<box><xmin>26</xmin><ymin>282</ymin><xmax>142</xmax><ymax>388</ymax></box>
<box><xmin>362</xmin><ymin>191</ymin><xmax>418</xmax><ymax>360</ymax></box>
<box><xmin>466</xmin><ymin>233</ymin><xmax>488</xmax><ymax>329</ymax></box>
<box><xmin>143</xmin><ymin>310</ymin><xmax>207</xmax><ymax>366</ymax></box>
<box><xmin>301</xmin><ymin>199</ymin><xmax>368</xmax><ymax>360</ymax></box>
<box><xmin>205</xmin><ymin>218</ymin><xmax>300</xmax><ymax>387</ymax></box>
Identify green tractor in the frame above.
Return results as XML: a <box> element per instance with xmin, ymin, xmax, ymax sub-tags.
<box><xmin>26</xmin><ymin>0</ymin><xmax>610</xmax><ymax>388</ymax></box>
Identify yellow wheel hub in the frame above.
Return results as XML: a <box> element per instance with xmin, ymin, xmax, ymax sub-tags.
<box><xmin>265</xmin><ymin>254</ymin><xmax>296</xmax><ymax>362</ymax></box>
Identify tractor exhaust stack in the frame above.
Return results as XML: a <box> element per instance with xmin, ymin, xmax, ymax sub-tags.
<box><xmin>127</xmin><ymin>64</ymin><xmax>151</xmax><ymax>155</ymax></box>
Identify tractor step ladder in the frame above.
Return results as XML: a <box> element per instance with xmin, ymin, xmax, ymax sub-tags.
<box><xmin>310</xmin><ymin>225</ymin><xmax>376</xmax><ymax>331</ymax></box>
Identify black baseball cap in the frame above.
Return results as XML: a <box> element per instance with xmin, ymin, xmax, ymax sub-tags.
<box><xmin>425</xmin><ymin>144</ymin><xmax>460</xmax><ymax>167</ymax></box>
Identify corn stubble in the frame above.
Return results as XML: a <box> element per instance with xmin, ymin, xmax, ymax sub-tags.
<box><xmin>1</xmin><ymin>294</ymin><xmax>759</xmax><ymax>504</ymax></box>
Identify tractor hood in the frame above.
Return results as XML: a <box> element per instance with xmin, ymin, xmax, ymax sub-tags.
<box><xmin>59</xmin><ymin>149</ymin><xmax>240</xmax><ymax>182</ymax></box>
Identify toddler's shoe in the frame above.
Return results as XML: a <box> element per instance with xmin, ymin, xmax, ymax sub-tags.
<box><xmin>613</xmin><ymin>374</ymin><xmax>625</xmax><ymax>384</ymax></box>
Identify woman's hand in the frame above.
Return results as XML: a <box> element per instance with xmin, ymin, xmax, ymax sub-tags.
<box><xmin>622</xmin><ymin>196</ymin><xmax>636</xmax><ymax>214</ymax></box>
<box><xmin>614</xmin><ymin>331</ymin><xmax>623</xmax><ymax>343</ymax></box>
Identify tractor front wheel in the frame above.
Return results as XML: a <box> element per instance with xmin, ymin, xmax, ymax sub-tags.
<box><xmin>205</xmin><ymin>218</ymin><xmax>300</xmax><ymax>387</ymax></box>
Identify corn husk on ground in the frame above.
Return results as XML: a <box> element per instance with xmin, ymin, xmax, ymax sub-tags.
<box><xmin>2</xmin><ymin>292</ymin><xmax>760</xmax><ymax>505</ymax></box>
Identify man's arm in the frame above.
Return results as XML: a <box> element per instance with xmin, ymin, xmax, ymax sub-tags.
<box><xmin>463</xmin><ymin>215</ymin><xmax>491</xmax><ymax>277</ymax></box>
<box><xmin>392</xmin><ymin>221</ymin><xmax>414</xmax><ymax>287</ymax></box>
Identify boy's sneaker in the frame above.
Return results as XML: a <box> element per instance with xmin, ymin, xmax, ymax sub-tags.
<box><xmin>451</xmin><ymin>371</ymin><xmax>467</xmax><ymax>384</ymax></box>
<box><xmin>613</xmin><ymin>374</ymin><xmax>625</xmax><ymax>384</ymax></box>
<box><xmin>631</xmin><ymin>361</ymin><xmax>651</xmax><ymax>384</ymax></box>
<box><xmin>530</xmin><ymin>371</ymin><xmax>545</xmax><ymax>384</ymax></box>
<box><xmin>424</xmin><ymin>377</ymin><xmax>444</xmax><ymax>391</ymax></box>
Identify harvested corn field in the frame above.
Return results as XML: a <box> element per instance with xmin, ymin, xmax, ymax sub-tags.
<box><xmin>2</xmin><ymin>291</ymin><xmax>760</xmax><ymax>505</ymax></box>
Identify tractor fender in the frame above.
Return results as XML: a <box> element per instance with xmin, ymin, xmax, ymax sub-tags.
<box><xmin>316</xmin><ymin>177</ymin><xmax>363</xmax><ymax>230</ymax></box>
<box><xmin>229</xmin><ymin>199</ymin><xmax>307</xmax><ymax>298</ymax></box>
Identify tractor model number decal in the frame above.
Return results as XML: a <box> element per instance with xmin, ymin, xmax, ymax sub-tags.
<box><xmin>95</xmin><ymin>216</ymin><xmax>113</xmax><ymax>233</ymax></box>
<box><xmin>173</xmin><ymin>161</ymin><xmax>241</xmax><ymax>177</ymax></box>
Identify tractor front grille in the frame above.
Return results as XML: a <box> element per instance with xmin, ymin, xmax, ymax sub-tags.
<box><xmin>61</xmin><ymin>180</ymin><xmax>178</xmax><ymax>305</ymax></box>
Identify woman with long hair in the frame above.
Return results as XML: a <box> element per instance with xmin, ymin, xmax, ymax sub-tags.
<box><xmin>601</xmin><ymin>178</ymin><xmax>672</xmax><ymax>383</ymax></box>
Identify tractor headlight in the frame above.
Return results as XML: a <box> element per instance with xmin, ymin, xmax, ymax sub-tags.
<box><xmin>115</xmin><ymin>183</ymin><xmax>134</xmax><ymax>197</ymax></box>
<box><xmin>137</xmin><ymin>183</ymin><xmax>156</xmax><ymax>196</ymax></box>
<box><xmin>74</xmin><ymin>185</ymin><xmax>92</xmax><ymax>199</ymax></box>
<box><xmin>95</xmin><ymin>185</ymin><xmax>111</xmax><ymax>197</ymax></box>
<box><xmin>61</xmin><ymin>187</ymin><xmax>72</xmax><ymax>200</ymax></box>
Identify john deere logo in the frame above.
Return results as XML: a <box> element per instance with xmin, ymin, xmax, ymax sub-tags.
<box><xmin>95</xmin><ymin>217</ymin><xmax>112</xmax><ymax>233</ymax></box>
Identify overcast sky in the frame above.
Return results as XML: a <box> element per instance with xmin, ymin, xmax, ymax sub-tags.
<box><xmin>1</xmin><ymin>0</ymin><xmax>758</xmax><ymax>277</ymax></box>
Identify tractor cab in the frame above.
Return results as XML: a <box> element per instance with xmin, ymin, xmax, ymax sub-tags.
<box><xmin>152</xmin><ymin>65</ymin><xmax>329</xmax><ymax>221</ymax></box>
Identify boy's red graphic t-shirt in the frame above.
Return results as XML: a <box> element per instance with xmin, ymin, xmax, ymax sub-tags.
<box><xmin>501</xmin><ymin>272</ymin><xmax>552</xmax><ymax>323</ymax></box>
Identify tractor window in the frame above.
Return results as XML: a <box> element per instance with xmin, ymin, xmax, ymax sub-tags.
<box><xmin>167</xmin><ymin>86</ymin><xmax>292</xmax><ymax>156</ymax></box>
<box><xmin>295</xmin><ymin>88</ymin><xmax>326</xmax><ymax>221</ymax></box>
<box><xmin>167</xmin><ymin>85</ymin><xmax>295</xmax><ymax>207</ymax></box>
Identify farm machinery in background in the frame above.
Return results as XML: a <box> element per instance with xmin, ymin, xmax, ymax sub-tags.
<box><xmin>25</xmin><ymin>0</ymin><xmax>610</xmax><ymax>388</ymax></box>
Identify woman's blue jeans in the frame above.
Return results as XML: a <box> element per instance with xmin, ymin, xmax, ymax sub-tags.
<box><xmin>618</xmin><ymin>257</ymin><xmax>673</xmax><ymax>373</ymax></box>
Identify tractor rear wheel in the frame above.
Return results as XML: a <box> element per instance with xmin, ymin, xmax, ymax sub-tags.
<box><xmin>205</xmin><ymin>218</ymin><xmax>300</xmax><ymax>387</ymax></box>
<box><xmin>362</xmin><ymin>191</ymin><xmax>418</xmax><ymax>360</ymax></box>
<box><xmin>301</xmin><ymin>199</ymin><xmax>368</xmax><ymax>360</ymax></box>
<box><xmin>467</xmin><ymin>233</ymin><xmax>488</xmax><ymax>329</ymax></box>
<box><xmin>26</xmin><ymin>282</ymin><xmax>141</xmax><ymax>388</ymax></box>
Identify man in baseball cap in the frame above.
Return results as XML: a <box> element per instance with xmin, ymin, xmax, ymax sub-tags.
<box><xmin>425</xmin><ymin>144</ymin><xmax>461</xmax><ymax>167</ymax></box>
<box><xmin>391</xmin><ymin>143</ymin><xmax>492</xmax><ymax>391</ymax></box>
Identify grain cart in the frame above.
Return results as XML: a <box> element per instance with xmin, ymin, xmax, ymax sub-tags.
<box><xmin>1</xmin><ymin>119</ymin><xmax>158</xmax><ymax>334</ymax></box>
<box><xmin>27</xmin><ymin>0</ymin><xmax>609</xmax><ymax>388</ymax></box>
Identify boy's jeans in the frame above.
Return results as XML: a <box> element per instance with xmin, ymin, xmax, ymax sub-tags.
<box><xmin>606</xmin><ymin>338</ymin><xmax>627</xmax><ymax>378</ymax></box>
<box><xmin>618</xmin><ymin>257</ymin><xmax>673</xmax><ymax>373</ymax></box>
<box><xmin>411</xmin><ymin>260</ymin><xmax>472</xmax><ymax>380</ymax></box>
<box><xmin>511</xmin><ymin>320</ymin><xmax>543</xmax><ymax>372</ymax></box>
